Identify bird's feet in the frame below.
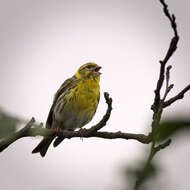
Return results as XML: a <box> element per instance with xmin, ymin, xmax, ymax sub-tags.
<box><xmin>77</xmin><ymin>128</ymin><xmax>87</xmax><ymax>141</ymax></box>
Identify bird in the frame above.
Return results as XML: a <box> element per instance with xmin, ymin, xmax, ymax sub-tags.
<box><xmin>32</xmin><ymin>62</ymin><xmax>101</xmax><ymax>157</ymax></box>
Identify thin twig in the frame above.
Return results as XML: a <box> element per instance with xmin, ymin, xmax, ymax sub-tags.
<box><xmin>162</xmin><ymin>65</ymin><xmax>174</xmax><ymax>101</ymax></box>
<box><xmin>151</xmin><ymin>0</ymin><xmax>179</xmax><ymax>114</ymax></box>
<box><xmin>159</xmin><ymin>0</ymin><xmax>178</xmax><ymax>37</ymax></box>
<box><xmin>89</xmin><ymin>92</ymin><xmax>112</xmax><ymax>132</ymax></box>
<box><xmin>163</xmin><ymin>84</ymin><xmax>190</xmax><ymax>108</ymax></box>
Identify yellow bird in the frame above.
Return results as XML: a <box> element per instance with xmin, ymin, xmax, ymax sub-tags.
<box><xmin>32</xmin><ymin>62</ymin><xmax>101</xmax><ymax>157</ymax></box>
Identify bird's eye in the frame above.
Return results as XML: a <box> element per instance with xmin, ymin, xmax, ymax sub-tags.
<box><xmin>86</xmin><ymin>65</ymin><xmax>96</xmax><ymax>69</ymax></box>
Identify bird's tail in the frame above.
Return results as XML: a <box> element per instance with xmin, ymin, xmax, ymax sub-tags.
<box><xmin>53</xmin><ymin>137</ymin><xmax>65</xmax><ymax>147</ymax></box>
<box><xmin>32</xmin><ymin>136</ymin><xmax>55</xmax><ymax>157</ymax></box>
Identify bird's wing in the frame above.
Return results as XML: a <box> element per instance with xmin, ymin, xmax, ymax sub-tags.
<box><xmin>46</xmin><ymin>76</ymin><xmax>78</xmax><ymax>129</ymax></box>
<box><xmin>97</xmin><ymin>91</ymin><xmax>100</xmax><ymax>103</ymax></box>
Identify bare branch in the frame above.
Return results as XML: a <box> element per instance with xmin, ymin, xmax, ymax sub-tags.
<box><xmin>0</xmin><ymin>92</ymin><xmax>151</xmax><ymax>153</ymax></box>
<box><xmin>53</xmin><ymin>130</ymin><xmax>151</xmax><ymax>144</ymax></box>
<box><xmin>134</xmin><ymin>139</ymin><xmax>171</xmax><ymax>190</ymax></box>
<box><xmin>136</xmin><ymin>1</ymin><xmax>180</xmax><ymax>189</ymax></box>
<box><xmin>159</xmin><ymin>0</ymin><xmax>178</xmax><ymax>37</ymax></box>
<box><xmin>0</xmin><ymin>122</ymin><xmax>151</xmax><ymax>153</ymax></box>
<box><xmin>153</xmin><ymin>138</ymin><xmax>171</xmax><ymax>154</ymax></box>
<box><xmin>152</xmin><ymin>0</ymin><xmax>179</xmax><ymax>113</ymax></box>
<box><xmin>162</xmin><ymin>65</ymin><xmax>174</xmax><ymax>101</ymax></box>
<box><xmin>89</xmin><ymin>92</ymin><xmax>112</xmax><ymax>132</ymax></box>
<box><xmin>163</xmin><ymin>84</ymin><xmax>190</xmax><ymax>108</ymax></box>
<box><xmin>0</xmin><ymin>118</ymin><xmax>35</xmax><ymax>152</ymax></box>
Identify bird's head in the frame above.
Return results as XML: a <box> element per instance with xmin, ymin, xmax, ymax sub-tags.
<box><xmin>75</xmin><ymin>62</ymin><xmax>101</xmax><ymax>80</ymax></box>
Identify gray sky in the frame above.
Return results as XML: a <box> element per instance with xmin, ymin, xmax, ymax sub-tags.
<box><xmin>0</xmin><ymin>0</ymin><xmax>190</xmax><ymax>190</ymax></box>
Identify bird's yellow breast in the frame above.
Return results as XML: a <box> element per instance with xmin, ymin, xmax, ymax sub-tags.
<box><xmin>75</xmin><ymin>77</ymin><xmax>99</xmax><ymax>110</ymax></box>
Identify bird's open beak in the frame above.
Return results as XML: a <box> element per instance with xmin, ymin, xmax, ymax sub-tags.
<box><xmin>94</xmin><ymin>66</ymin><xmax>102</xmax><ymax>75</ymax></box>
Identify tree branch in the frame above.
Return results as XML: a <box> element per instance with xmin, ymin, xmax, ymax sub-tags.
<box><xmin>151</xmin><ymin>0</ymin><xmax>179</xmax><ymax>114</ymax></box>
<box><xmin>162</xmin><ymin>65</ymin><xmax>174</xmax><ymax>102</ymax></box>
<box><xmin>0</xmin><ymin>92</ymin><xmax>151</xmax><ymax>153</ymax></box>
<box><xmin>89</xmin><ymin>92</ymin><xmax>112</xmax><ymax>132</ymax></box>
<box><xmin>163</xmin><ymin>84</ymin><xmax>190</xmax><ymax>108</ymax></box>
<box><xmin>134</xmin><ymin>139</ymin><xmax>171</xmax><ymax>190</ymax></box>
<box><xmin>0</xmin><ymin>118</ymin><xmax>35</xmax><ymax>152</ymax></box>
<box><xmin>135</xmin><ymin>1</ymin><xmax>181</xmax><ymax>189</ymax></box>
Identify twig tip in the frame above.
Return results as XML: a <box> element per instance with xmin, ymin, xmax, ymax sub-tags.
<box><xmin>31</xmin><ymin>117</ymin><xmax>35</xmax><ymax>122</ymax></box>
<box><xmin>167</xmin><ymin>65</ymin><xmax>172</xmax><ymax>70</ymax></box>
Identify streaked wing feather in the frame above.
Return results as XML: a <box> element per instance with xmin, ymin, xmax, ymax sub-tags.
<box><xmin>45</xmin><ymin>76</ymin><xmax>78</xmax><ymax>129</ymax></box>
<box><xmin>97</xmin><ymin>92</ymin><xmax>100</xmax><ymax>103</ymax></box>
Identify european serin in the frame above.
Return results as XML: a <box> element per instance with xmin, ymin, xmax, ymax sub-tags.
<box><xmin>32</xmin><ymin>62</ymin><xmax>101</xmax><ymax>157</ymax></box>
